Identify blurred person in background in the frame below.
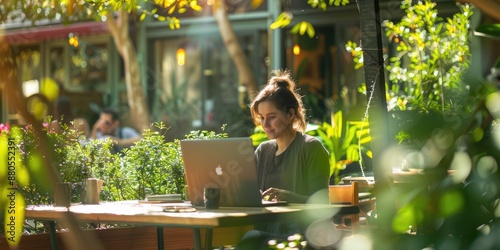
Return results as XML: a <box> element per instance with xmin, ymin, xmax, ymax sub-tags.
<box><xmin>90</xmin><ymin>107</ymin><xmax>142</xmax><ymax>152</ymax></box>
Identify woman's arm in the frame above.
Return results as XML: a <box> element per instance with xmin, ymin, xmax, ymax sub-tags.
<box><xmin>262</xmin><ymin>187</ymin><xmax>310</xmax><ymax>203</ymax></box>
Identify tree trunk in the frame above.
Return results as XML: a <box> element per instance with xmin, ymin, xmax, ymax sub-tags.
<box><xmin>106</xmin><ymin>11</ymin><xmax>150</xmax><ymax>132</ymax></box>
<box><xmin>213</xmin><ymin>0</ymin><xmax>259</xmax><ymax>103</ymax></box>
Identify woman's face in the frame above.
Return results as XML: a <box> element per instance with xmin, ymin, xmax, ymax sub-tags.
<box><xmin>256</xmin><ymin>101</ymin><xmax>293</xmax><ymax>140</ymax></box>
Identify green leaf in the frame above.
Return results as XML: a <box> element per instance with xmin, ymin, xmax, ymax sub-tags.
<box><xmin>306</xmin><ymin>22</ymin><xmax>315</xmax><ymax>38</ymax></box>
<box><xmin>290</xmin><ymin>23</ymin><xmax>300</xmax><ymax>34</ymax></box>
<box><xmin>299</xmin><ymin>21</ymin><xmax>307</xmax><ymax>35</ymax></box>
<box><xmin>270</xmin><ymin>12</ymin><xmax>292</xmax><ymax>29</ymax></box>
<box><xmin>475</xmin><ymin>24</ymin><xmax>500</xmax><ymax>39</ymax></box>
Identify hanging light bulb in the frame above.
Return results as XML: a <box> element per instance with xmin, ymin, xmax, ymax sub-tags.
<box><xmin>177</xmin><ymin>48</ymin><xmax>186</xmax><ymax>66</ymax></box>
<box><xmin>293</xmin><ymin>44</ymin><xmax>300</xmax><ymax>55</ymax></box>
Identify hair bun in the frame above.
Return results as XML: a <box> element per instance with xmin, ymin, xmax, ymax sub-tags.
<box><xmin>276</xmin><ymin>81</ymin><xmax>289</xmax><ymax>88</ymax></box>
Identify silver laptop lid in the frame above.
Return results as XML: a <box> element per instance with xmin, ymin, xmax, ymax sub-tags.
<box><xmin>180</xmin><ymin>137</ymin><xmax>264</xmax><ymax>207</ymax></box>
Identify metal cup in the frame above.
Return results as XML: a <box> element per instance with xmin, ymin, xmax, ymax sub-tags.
<box><xmin>83</xmin><ymin>178</ymin><xmax>103</xmax><ymax>204</ymax></box>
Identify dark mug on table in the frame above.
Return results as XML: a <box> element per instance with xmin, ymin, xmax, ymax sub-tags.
<box><xmin>204</xmin><ymin>187</ymin><xmax>220</xmax><ymax>209</ymax></box>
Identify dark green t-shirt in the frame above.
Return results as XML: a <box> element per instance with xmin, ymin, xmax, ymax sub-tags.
<box><xmin>254</xmin><ymin>132</ymin><xmax>330</xmax><ymax>236</ymax></box>
<box><xmin>255</xmin><ymin>132</ymin><xmax>330</xmax><ymax>199</ymax></box>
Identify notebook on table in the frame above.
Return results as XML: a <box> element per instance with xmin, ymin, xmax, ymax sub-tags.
<box><xmin>180</xmin><ymin>137</ymin><xmax>286</xmax><ymax>207</ymax></box>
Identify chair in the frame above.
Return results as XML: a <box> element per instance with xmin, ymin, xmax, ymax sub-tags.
<box><xmin>340</xmin><ymin>176</ymin><xmax>376</xmax><ymax>225</ymax></box>
<box><xmin>329</xmin><ymin>182</ymin><xmax>360</xmax><ymax>234</ymax></box>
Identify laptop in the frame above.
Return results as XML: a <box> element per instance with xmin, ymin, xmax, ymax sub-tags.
<box><xmin>180</xmin><ymin>137</ymin><xmax>285</xmax><ymax>207</ymax></box>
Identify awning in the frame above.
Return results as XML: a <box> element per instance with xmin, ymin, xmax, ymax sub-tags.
<box><xmin>2</xmin><ymin>21</ymin><xmax>109</xmax><ymax>44</ymax></box>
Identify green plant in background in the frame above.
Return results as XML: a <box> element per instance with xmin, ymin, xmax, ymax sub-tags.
<box><xmin>16</xmin><ymin>124</ymin><xmax>53</xmax><ymax>206</ymax></box>
<box><xmin>384</xmin><ymin>0</ymin><xmax>472</xmax><ymax>113</ymax></box>
<box><xmin>307</xmin><ymin>111</ymin><xmax>372</xmax><ymax>183</ymax></box>
<box><xmin>347</xmin><ymin>0</ymin><xmax>472</xmax><ymax>112</ymax></box>
<box><xmin>184</xmin><ymin>124</ymin><xmax>228</xmax><ymax>140</ymax></box>
<box><xmin>346</xmin><ymin>0</ymin><xmax>473</xmax><ymax>143</ymax></box>
<box><xmin>101</xmin><ymin>123</ymin><xmax>229</xmax><ymax>201</ymax></box>
<box><xmin>474</xmin><ymin>23</ymin><xmax>500</xmax><ymax>40</ymax></box>
<box><xmin>65</xmin><ymin>138</ymin><xmax>119</xmax><ymax>201</ymax></box>
<box><xmin>14</xmin><ymin>120</ymin><xmax>118</xmax><ymax>204</ymax></box>
<box><xmin>118</xmin><ymin>122</ymin><xmax>184</xmax><ymax>200</ymax></box>
<box><xmin>151</xmin><ymin>66</ymin><xmax>198</xmax><ymax>141</ymax></box>
<box><xmin>250</xmin><ymin>111</ymin><xmax>371</xmax><ymax>183</ymax></box>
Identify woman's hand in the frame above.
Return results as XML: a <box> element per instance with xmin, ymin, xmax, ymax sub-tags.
<box><xmin>261</xmin><ymin>187</ymin><xmax>290</xmax><ymax>201</ymax></box>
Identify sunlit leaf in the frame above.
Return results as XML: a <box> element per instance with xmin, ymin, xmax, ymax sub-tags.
<box><xmin>40</xmin><ymin>77</ymin><xmax>59</xmax><ymax>102</ymax></box>
<box><xmin>168</xmin><ymin>5</ymin><xmax>176</xmax><ymax>14</ymax></box>
<box><xmin>0</xmin><ymin>134</ymin><xmax>8</xmax><ymax>205</ymax></box>
<box><xmin>392</xmin><ymin>205</ymin><xmax>420</xmax><ymax>233</ymax></box>
<box><xmin>438</xmin><ymin>190</ymin><xmax>464</xmax><ymax>217</ymax></box>
<box><xmin>359</xmin><ymin>135</ymin><xmax>372</xmax><ymax>145</ymax></box>
<box><xmin>299</xmin><ymin>21</ymin><xmax>307</xmax><ymax>35</ymax></box>
<box><xmin>306</xmin><ymin>22</ymin><xmax>314</xmax><ymax>38</ymax></box>
<box><xmin>16</xmin><ymin>161</ymin><xmax>30</xmax><ymax>189</ymax></box>
<box><xmin>270</xmin><ymin>12</ymin><xmax>292</xmax><ymax>30</ymax></box>
<box><xmin>251</xmin><ymin>0</ymin><xmax>263</xmax><ymax>9</ymax></box>
<box><xmin>190</xmin><ymin>1</ymin><xmax>202</xmax><ymax>11</ymax></box>
<box><xmin>27</xmin><ymin>152</ymin><xmax>51</xmax><ymax>193</ymax></box>
<box><xmin>173</xmin><ymin>18</ymin><xmax>180</xmax><ymax>29</ymax></box>
<box><xmin>365</xmin><ymin>150</ymin><xmax>373</xmax><ymax>158</ymax></box>
<box><xmin>154</xmin><ymin>0</ymin><xmax>176</xmax><ymax>8</ymax></box>
<box><xmin>270</xmin><ymin>20</ymin><xmax>282</xmax><ymax>30</ymax></box>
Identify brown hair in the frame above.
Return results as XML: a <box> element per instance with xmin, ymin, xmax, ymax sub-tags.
<box><xmin>250</xmin><ymin>69</ymin><xmax>307</xmax><ymax>132</ymax></box>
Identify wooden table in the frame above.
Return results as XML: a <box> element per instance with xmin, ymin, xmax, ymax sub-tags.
<box><xmin>25</xmin><ymin>201</ymin><xmax>359</xmax><ymax>250</ymax></box>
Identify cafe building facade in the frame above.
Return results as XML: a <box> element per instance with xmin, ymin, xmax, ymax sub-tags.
<box><xmin>1</xmin><ymin>0</ymin><xmax>496</xmax><ymax>137</ymax></box>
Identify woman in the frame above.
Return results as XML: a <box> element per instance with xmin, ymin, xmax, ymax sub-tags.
<box><xmin>235</xmin><ymin>70</ymin><xmax>330</xmax><ymax>249</ymax></box>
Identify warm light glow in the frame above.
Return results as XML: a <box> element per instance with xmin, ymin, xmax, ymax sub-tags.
<box><xmin>22</xmin><ymin>79</ymin><xmax>39</xmax><ymax>97</ymax></box>
<box><xmin>177</xmin><ymin>48</ymin><xmax>186</xmax><ymax>66</ymax></box>
<box><xmin>293</xmin><ymin>44</ymin><xmax>300</xmax><ymax>55</ymax></box>
<box><xmin>68</xmin><ymin>33</ymin><xmax>79</xmax><ymax>47</ymax></box>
